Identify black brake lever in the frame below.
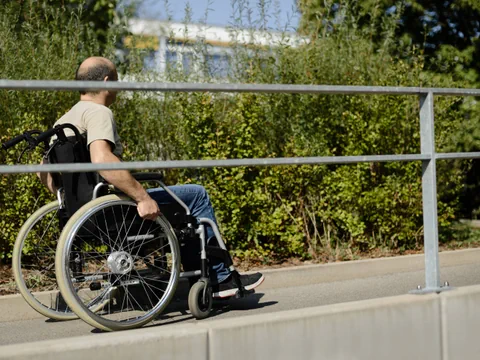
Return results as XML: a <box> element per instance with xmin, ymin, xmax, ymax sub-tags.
<box><xmin>23</xmin><ymin>131</ymin><xmax>38</xmax><ymax>150</ymax></box>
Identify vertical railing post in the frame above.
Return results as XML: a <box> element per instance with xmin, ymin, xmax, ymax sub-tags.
<box><xmin>418</xmin><ymin>92</ymin><xmax>441</xmax><ymax>292</ymax></box>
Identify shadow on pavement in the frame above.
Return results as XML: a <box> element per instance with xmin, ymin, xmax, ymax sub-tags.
<box><xmin>87</xmin><ymin>280</ymin><xmax>275</xmax><ymax>334</ymax></box>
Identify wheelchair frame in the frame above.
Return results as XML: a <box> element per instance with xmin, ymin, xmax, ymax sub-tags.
<box><xmin>4</xmin><ymin>124</ymin><xmax>254</xmax><ymax>331</ymax></box>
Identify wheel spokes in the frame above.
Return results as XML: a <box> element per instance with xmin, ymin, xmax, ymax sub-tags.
<box><xmin>65</xmin><ymin>202</ymin><xmax>177</xmax><ymax>325</ymax></box>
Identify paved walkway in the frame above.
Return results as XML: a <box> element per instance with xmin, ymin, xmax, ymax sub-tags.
<box><xmin>1</xmin><ymin>248</ymin><xmax>480</xmax><ymax>346</ymax></box>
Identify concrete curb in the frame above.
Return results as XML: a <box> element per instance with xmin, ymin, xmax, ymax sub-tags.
<box><xmin>441</xmin><ymin>283</ymin><xmax>480</xmax><ymax>360</ymax></box>
<box><xmin>0</xmin><ymin>324</ymin><xmax>208</xmax><ymax>360</ymax></box>
<box><xmin>2</xmin><ymin>247</ymin><xmax>480</xmax><ymax>323</ymax></box>
<box><xmin>207</xmin><ymin>292</ymin><xmax>442</xmax><ymax>360</ymax></box>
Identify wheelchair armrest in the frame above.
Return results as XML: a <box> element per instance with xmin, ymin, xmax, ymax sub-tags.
<box><xmin>132</xmin><ymin>172</ymin><xmax>164</xmax><ymax>183</ymax></box>
<box><xmin>98</xmin><ymin>173</ymin><xmax>164</xmax><ymax>197</ymax></box>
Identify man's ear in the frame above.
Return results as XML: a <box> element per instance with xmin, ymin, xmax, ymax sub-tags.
<box><xmin>103</xmin><ymin>76</ymin><xmax>110</xmax><ymax>95</ymax></box>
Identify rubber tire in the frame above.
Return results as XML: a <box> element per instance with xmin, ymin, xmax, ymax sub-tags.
<box><xmin>12</xmin><ymin>201</ymin><xmax>78</xmax><ymax>321</ymax></box>
<box><xmin>188</xmin><ymin>281</ymin><xmax>212</xmax><ymax>320</ymax></box>
<box><xmin>55</xmin><ymin>194</ymin><xmax>181</xmax><ymax>331</ymax></box>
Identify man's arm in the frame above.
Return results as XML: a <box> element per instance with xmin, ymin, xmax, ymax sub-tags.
<box><xmin>89</xmin><ymin>140</ymin><xmax>160</xmax><ymax>220</ymax></box>
<box><xmin>37</xmin><ymin>158</ymin><xmax>57</xmax><ymax>194</ymax></box>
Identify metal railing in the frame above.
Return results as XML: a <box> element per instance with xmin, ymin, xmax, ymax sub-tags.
<box><xmin>2</xmin><ymin>80</ymin><xmax>480</xmax><ymax>293</ymax></box>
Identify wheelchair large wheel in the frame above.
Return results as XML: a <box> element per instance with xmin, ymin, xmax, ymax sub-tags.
<box><xmin>12</xmin><ymin>201</ymin><xmax>77</xmax><ymax>320</ymax></box>
<box><xmin>55</xmin><ymin>194</ymin><xmax>180</xmax><ymax>331</ymax></box>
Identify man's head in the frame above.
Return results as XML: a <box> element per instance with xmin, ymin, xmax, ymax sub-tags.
<box><xmin>76</xmin><ymin>57</ymin><xmax>118</xmax><ymax>106</ymax></box>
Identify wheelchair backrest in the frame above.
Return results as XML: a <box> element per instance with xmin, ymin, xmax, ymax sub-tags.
<box><xmin>47</xmin><ymin>132</ymin><xmax>99</xmax><ymax>219</ymax></box>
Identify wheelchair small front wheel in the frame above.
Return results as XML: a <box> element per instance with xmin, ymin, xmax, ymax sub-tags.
<box><xmin>188</xmin><ymin>281</ymin><xmax>212</xmax><ymax>319</ymax></box>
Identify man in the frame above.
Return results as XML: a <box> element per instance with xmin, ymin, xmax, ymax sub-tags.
<box><xmin>41</xmin><ymin>56</ymin><xmax>263</xmax><ymax>298</ymax></box>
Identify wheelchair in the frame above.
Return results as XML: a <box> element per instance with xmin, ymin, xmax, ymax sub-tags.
<box><xmin>3</xmin><ymin>124</ymin><xmax>255</xmax><ymax>331</ymax></box>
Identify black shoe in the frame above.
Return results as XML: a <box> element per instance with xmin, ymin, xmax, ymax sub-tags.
<box><xmin>212</xmin><ymin>272</ymin><xmax>265</xmax><ymax>298</ymax></box>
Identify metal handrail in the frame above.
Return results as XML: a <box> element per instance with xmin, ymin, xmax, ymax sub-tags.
<box><xmin>0</xmin><ymin>80</ymin><xmax>479</xmax><ymax>96</ymax></box>
<box><xmin>2</xmin><ymin>80</ymin><xmax>478</xmax><ymax>293</ymax></box>
<box><xmin>0</xmin><ymin>154</ymin><xmax>432</xmax><ymax>174</ymax></box>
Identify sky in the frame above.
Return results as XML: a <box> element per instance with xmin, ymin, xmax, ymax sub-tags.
<box><xmin>133</xmin><ymin>0</ymin><xmax>300</xmax><ymax>32</ymax></box>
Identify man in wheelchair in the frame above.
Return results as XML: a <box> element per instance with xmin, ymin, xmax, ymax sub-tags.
<box><xmin>39</xmin><ymin>57</ymin><xmax>264</xmax><ymax>301</ymax></box>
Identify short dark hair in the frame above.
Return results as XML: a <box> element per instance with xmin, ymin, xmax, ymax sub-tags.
<box><xmin>75</xmin><ymin>62</ymin><xmax>117</xmax><ymax>95</ymax></box>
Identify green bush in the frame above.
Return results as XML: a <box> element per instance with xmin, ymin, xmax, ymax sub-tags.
<box><xmin>0</xmin><ymin>0</ymin><xmax>472</xmax><ymax>263</ymax></box>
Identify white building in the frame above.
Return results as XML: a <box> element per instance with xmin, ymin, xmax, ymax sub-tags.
<box><xmin>126</xmin><ymin>18</ymin><xmax>306</xmax><ymax>78</ymax></box>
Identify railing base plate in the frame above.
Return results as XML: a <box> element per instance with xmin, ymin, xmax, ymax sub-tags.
<box><xmin>409</xmin><ymin>285</ymin><xmax>454</xmax><ymax>295</ymax></box>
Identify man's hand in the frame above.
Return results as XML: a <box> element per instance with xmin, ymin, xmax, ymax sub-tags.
<box><xmin>137</xmin><ymin>196</ymin><xmax>161</xmax><ymax>221</ymax></box>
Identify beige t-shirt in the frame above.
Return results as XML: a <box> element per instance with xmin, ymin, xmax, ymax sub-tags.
<box><xmin>54</xmin><ymin>101</ymin><xmax>123</xmax><ymax>158</ymax></box>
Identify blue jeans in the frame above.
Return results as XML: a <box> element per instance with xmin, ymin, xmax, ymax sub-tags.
<box><xmin>147</xmin><ymin>185</ymin><xmax>230</xmax><ymax>283</ymax></box>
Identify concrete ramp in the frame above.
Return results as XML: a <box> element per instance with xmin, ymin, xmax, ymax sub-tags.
<box><xmin>4</xmin><ymin>249</ymin><xmax>480</xmax><ymax>359</ymax></box>
<box><xmin>4</xmin><ymin>283</ymin><xmax>480</xmax><ymax>360</ymax></box>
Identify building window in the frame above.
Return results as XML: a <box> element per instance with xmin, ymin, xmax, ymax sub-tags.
<box><xmin>206</xmin><ymin>54</ymin><xmax>231</xmax><ymax>79</ymax></box>
<box><xmin>182</xmin><ymin>52</ymin><xmax>194</xmax><ymax>75</ymax></box>
<box><xmin>143</xmin><ymin>50</ymin><xmax>157</xmax><ymax>70</ymax></box>
<box><xmin>166</xmin><ymin>50</ymin><xmax>178</xmax><ymax>69</ymax></box>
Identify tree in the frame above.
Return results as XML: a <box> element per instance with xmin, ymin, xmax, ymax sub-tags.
<box><xmin>1</xmin><ymin>0</ymin><xmax>119</xmax><ymax>48</ymax></box>
<box><xmin>297</xmin><ymin>0</ymin><xmax>480</xmax><ymax>81</ymax></box>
